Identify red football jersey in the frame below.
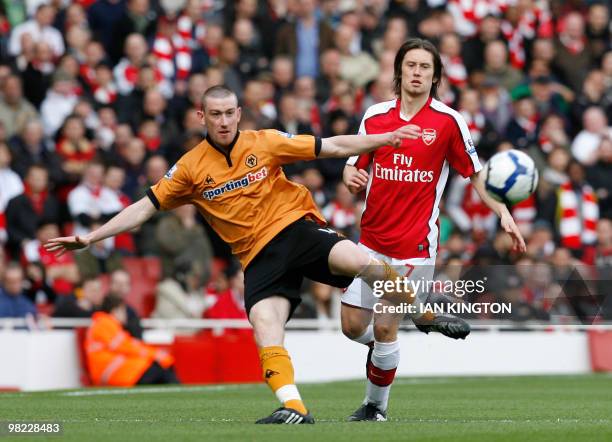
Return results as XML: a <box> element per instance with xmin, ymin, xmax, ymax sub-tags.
<box><xmin>348</xmin><ymin>98</ymin><xmax>482</xmax><ymax>259</ymax></box>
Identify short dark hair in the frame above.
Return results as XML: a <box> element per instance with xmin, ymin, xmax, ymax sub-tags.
<box><xmin>101</xmin><ymin>294</ymin><xmax>124</xmax><ymax>313</ymax></box>
<box><xmin>201</xmin><ymin>85</ymin><xmax>238</xmax><ymax>110</ymax></box>
<box><xmin>393</xmin><ymin>38</ymin><xmax>443</xmax><ymax>99</ymax></box>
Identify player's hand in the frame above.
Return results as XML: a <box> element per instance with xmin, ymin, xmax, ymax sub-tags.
<box><xmin>44</xmin><ymin>235</ymin><xmax>91</xmax><ymax>257</ymax></box>
<box><xmin>344</xmin><ymin>168</ymin><xmax>369</xmax><ymax>193</ymax></box>
<box><xmin>389</xmin><ymin>124</ymin><xmax>421</xmax><ymax>147</ymax></box>
<box><xmin>500</xmin><ymin>211</ymin><xmax>526</xmax><ymax>253</ymax></box>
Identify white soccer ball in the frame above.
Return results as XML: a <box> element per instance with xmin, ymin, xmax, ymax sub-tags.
<box><xmin>482</xmin><ymin>149</ymin><xmax>538</xmax><ymax>205</ymax></box>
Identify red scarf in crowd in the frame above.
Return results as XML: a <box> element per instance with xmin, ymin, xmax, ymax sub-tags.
<box><xmin>558</xmin><ymin>181</ymin><xmax>598</xmax><ymax>249</ymax></box>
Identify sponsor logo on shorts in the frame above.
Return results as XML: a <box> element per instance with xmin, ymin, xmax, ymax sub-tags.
<box><xmin>202</xmin><ymin>166</ymin><xmax>268</xmax><ymax>200</ymax></box>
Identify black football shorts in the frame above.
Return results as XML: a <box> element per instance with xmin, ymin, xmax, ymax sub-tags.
<box><xmin>244</xmin><ymin>218</ymin><xmax>354</xmax><ymax>319</ymax></box>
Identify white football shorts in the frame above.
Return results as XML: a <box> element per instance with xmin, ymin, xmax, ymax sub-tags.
<box><xmin>341</xmin><ymin>242</ymin><xmax>436</xmax><ymax>310</ymax></box>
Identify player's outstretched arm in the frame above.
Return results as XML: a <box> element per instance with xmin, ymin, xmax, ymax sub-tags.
<box><xmin>44</xmin><ymin>196</ymin><xmax>157</xmax><ymax>257</ymax></box>
<box><xmin>470</xmin><ymin>172</ymin><xmax>526</xmax><ymax>252</ymax></box>
<box><xmin>319</xmin><ymin>124</ymin><xmax>421</xmax><ymax>159</ymax></box>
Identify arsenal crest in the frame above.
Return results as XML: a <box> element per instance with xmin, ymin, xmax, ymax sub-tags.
<box><xmin>245</xmin><ymin>154</ymin><xmax>258</xmax><ymax>168</ymax></box>
<box><xmin>422</xmin><ymin>128</ymin><xmax>437</xmax><ymax>146</ymax></box>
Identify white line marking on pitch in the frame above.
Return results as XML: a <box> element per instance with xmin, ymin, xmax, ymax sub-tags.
<box><xmin>60</xmin><ymin>384</ymin><xmax>261</xmax><ymax>397</ymax></box>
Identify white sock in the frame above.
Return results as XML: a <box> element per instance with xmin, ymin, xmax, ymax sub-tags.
<box><xmin>365</xmin><ymin>340</ymin><xmax>400</xmax><ymax>412</ymax></box>
<box><xmin>353</xmin><ymin>324</ymin><xmax>374</xmax><ymax>345</ymax></box>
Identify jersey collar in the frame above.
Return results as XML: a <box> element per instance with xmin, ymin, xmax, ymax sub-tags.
<box><xmin>206</xmin><ymin>131</ymin><xmax>241</xmax><ymax>167</ymax></box>
<box><xmin>397</xmin><ymin>96</ymin><xmax>432</xmax><ymax>122</ymax></box>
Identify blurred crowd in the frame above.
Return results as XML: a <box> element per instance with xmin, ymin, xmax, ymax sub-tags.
<box><xmin>0</xmin><ymin>0</ymin><xmax>611</xmax><ymax>326</ymax></box>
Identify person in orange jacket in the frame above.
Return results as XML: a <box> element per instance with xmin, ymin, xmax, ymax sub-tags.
<box><xmin>86</xmin><ymin>294</ymin><xmax>179</xmax><ymax>386</ymax></box>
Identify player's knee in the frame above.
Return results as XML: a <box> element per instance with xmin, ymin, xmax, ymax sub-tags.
<box><xmin>374</xmin><ymin>322</ymin><xmax>397</xmax><ymax>341</ymax></box>
<box><xmin>341</xmin><ymin>321</ymin><xmax>366</xmax><ymax>340</ymax></box>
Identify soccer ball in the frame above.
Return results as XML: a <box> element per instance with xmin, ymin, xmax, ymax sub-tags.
<box><xmin>482</xmin><ymin>149</ymin><xmax>538</xmax><ymax>205</ymax></box>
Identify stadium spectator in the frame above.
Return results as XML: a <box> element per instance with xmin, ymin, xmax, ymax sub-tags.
<box><xmin>23</xmin><ymin>222</ymin><xmax>79</xmax><ymax>299</ymax></box>
<box><xmin>586</xmin><ymin>3</ymin><xmax>610</xmax><ymax>63</ymax></box>
<box><xmin>526</xmin><ymin>75</ymin><xmax>569</xmax><ymax>121</ymax></box>
<box><xmin>113</xmin><ymin>33</ymin><xmax>153</xmax><ymax>97</ymax></box>
<box><xmin>109</xmin><ymin>269</ymin><xmax>143</xmax><ymax>339</ymax></box>
<box><xmin>68</xmin><ymin>161</ymin><xmax>123</xmax><ymax>239</ymax></box>
<box><xmin>87</xmin><ymin>0</ymin><xmax>127</xmax><ymax>59</ymax></box>
<box><xmin>505</xmin><ymin>96</ymin><xmax>539</xmax><ymax>151</ymax></box>
<box><xmin>462</xmin><ymin>14</ymin><xmax>502</xmax><ymax>73</ymax></box>
<box><xmin>335</xmin><ymin>23</ymin><xmax>379</xmax><ymax>89</ymax></box>
<box><xmin>153</xmin><ymin>258</ymin><xmax>208</xmax><ymax>320</ymax></box>
<box><xmin>169</xmin><ymin>72</ymin><xmax>208</xmax><ymax>130</ymax></box>
<box><xmin>542</xmin><ymin>160</ymin><xmax>600</xmax><ymax>258</ymax></box>
<box><xmin>440</xmin><ymin>33</ymin><xmax>467</xmax><ymax>89</ymax></box>
<box><xmin>53</xmin><ymin>275</ymin><xmax>105</xmax><ymax>318</ymax></box>
<box><xmin>301</xmin><ymin>167</ymin><xmax>329</xmax><ymax>209</ymax></box>
<box><xmin>8</xmin><ymin>4</ymin><xmax>64</xmax><ymax>59</ymax></box>
<box><xmin>116</xmin><ymin>135</ymin><xmax>147</xmax><ymax>199</ymax></box>
<box><xmin>275</xmin><ymin>0</ymin><xmax>335</xmax><ymax>78</ymax></box>
<box><xmin>40</xmin><ymin>70</ymin><xmax>80</xmax><ymax>137</ymax></box>
<box><xmin>215</xmin><ymin>37</ymin><xmax>243</xmax><ymax>96</ymax></box>
<box><xmin>322</xmin><ymin>182</ymin><xmax>356</xmax><ymax>238</ymax></box>
<box><xmin>155</xmin><ymin>203</ymin><xmax>213</xmax><ymax>280</ymax></box>
<box><xmin>5</xmin><ymin>165</ymin><xmax>60</xmax><ymax>258</ymax></box>
<box><xmin>373</xmin><ymin>16</ymin><xmax>409</xmax><ymax>59</ymax></box>
<box><xmin>0</xmin><ymin>142</ymin><xmax>23</xmax><ymax>244</ymax></box>
<box><xmin>0</xmin><ymin>75</ymin><xmax>38</xmax><ymax>138</ymax></box>
<box><xmin>109</xmin><ymin>0</ymin><xmax>157</xmax><ymax>65</ymax></box>
<box><xmin>479</xmin><ymin>76</ymin><xmax>513</xmax><ymax>135</ymax></box>
<box><xmin>271</xmin><ymin>55</ymin><xmax>295</xmax><ymax>103</ymax></box>
<box><xmin>0</xmin><ymin>262</ymin><xmax>36</xmax><ymax>319</ymax></box>
<box><xmin>232</xmin><ymin>17</ymin><xmax>266</xmax><ymax>83</ymax></box>
<box><xmin>132</xmin><ymin>88</ymin><xmax>179</xmax><ymax>153</ymax></box>
<box><xmin>86</xmin><ymin>294</ymin><xmax>178</xmax><ymax>386</ymax></box>
<box><xmin>586</xmin><ymin>137</ymin><xmax>612</xmax><ymax>219</ymax></box>
<box><xmin>274</xmin><ymin>93</ymin><xmax>312</xmax><ymax>136</ymax></box>
<box><xmin>457</xmin><ymin>88</ymin><xmax>498</xmax><ymax>158</ymax></box>
<box><xmin>8</xmin><ymin>119</ymin><xmax>63</xmax><ymax>184</ymax></box>
<box><xmin>104</xmin><ymin>164</ymin><xmax>135</xmax><ymax>254</ymax></box>
<box><xmin>538</xmin><ymin>147</ymin><xmax>571</xmax><ymax>200</ymax></box>
<box><xmin>483</xmin><ymin>40</ymin><xmax>524</xmax><ymax>93</ymax></box>
<box><xmin>18</xmin><ymin>41</ymin><xmax>55</xmax><ymax>109</ymax></box>
<box><xmin>573</xmin><ymin>69</ymin><xmax>612</xmax><ymax>126</ymax></box>
<box><xmin>571</xmin><ymin>106</ymin><xmax>612</xmax><ymax>167</ymax></box>
<box><xmin>204</xmin><ymin>262</ymin><xmax>247</xmax><ymax>320</ymax></box>
<box><xmin>553</xmin><ymin>12</ymin><xmax>593</xmax><ymax>93</ymax></box>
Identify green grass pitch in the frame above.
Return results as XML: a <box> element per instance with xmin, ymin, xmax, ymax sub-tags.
<box><xmin>1</xmin><ymin>375</ymin><xmax>611</xmax><ymax>442</ymax></box>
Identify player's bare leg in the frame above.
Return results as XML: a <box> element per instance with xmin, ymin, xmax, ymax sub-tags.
<box><xmin>340</xmin><ymin>304</ymin><xmax>373</xmax><ymax>343</ymax></box>
<box><xmin>249</xmin><ymin>296</ymin><xmax>314</xmax><ymax>424</ymax></box>
<box><xmin>330</xmin><ymin>240</ymin><xmax>469</xmax><ymax>420</ymax></box>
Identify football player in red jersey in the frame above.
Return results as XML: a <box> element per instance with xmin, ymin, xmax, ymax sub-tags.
<box><xmin>341</xmin><ymin>38</ymin><xmax>526</xmax><ymax>422</ymax></box>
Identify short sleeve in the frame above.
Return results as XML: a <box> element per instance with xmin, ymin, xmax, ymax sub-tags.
<box><xmin>446</xmin><ymin>118</ymin><xmax>483</xmax><ymax>178</ymax></box>
<box><xmin>147</xmin><ymin>161</ymin><xmax>194</xmax><ymax>210</ymax></box>
<box><xmin>261</xmin><ymin>129</ymin><xmax>320</xmax><ymax>164</ymax></box>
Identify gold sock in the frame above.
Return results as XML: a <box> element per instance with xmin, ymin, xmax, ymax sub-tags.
<box><xmin>259</xmin><ymin>346</ymin><xmax>307</xmax><ymax>414</ymax></box>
